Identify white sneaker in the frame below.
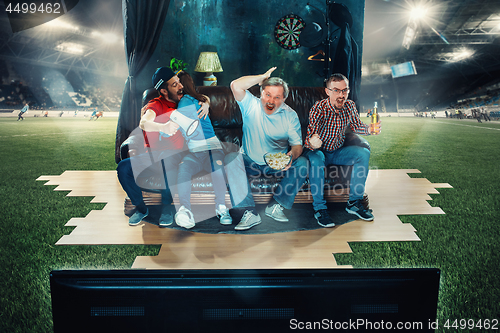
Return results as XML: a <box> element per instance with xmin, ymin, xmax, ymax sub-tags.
<box><xmin>175</xmin><ymin>206</ymin><xmax>195</xmax><ymax>229</ymax></box>
<box><xmin>216</xmin><ymin>204</ymin><xmax>232</xmax><ymax>225</ymax></box>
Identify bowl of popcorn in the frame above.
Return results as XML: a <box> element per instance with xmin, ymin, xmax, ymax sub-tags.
<box><xmin>264</xmin><ymin>152</ymin><xmax>291</xmax><ymax>170</ymax></box>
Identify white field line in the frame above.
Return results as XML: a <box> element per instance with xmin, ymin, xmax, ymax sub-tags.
<box><xmin>433</xmin><ymin>120</ymin><xmax>500</xmax><ymax>131</ymax></box>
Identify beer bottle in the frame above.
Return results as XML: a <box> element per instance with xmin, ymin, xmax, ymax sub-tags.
<box><xmin>371</xmin><ymin>102</ymin><xmax>380</xmax><ymax>134</ymax></box>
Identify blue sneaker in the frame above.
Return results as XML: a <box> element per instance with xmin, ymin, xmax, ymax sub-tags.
<box><xmin>216</xmin><ymin>204</ymin><xmax>232</xmax><ymax>225</ymax></box>
<box><xmin>159</xmin><ymin>206</ymin><xmax>173</xmax><ymax>227</ymax></box>
<box><xmin>129</xmin><ymin>208</ymin><xmax>148</xmax><ymax>226</ymax></box>
<box><xmin>346</xmin><ymin>200</ymin><xmax>374</xmax><ymax>221</ymax></box>
<box><xmin>314</xmin><ymin>209</ymin><xmax>335</xmax><ymax>227</ymax></box>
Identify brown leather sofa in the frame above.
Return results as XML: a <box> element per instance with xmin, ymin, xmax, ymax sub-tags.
<box><xmin>118</xmin><ymin>86</ymin><xmax>370</xmax><ymax>213</ymax></box>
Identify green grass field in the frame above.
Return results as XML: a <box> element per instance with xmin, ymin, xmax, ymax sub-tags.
<box><xmin>0</xmin><ymin>116</ymin><xmax>499</xmax><ymax>332</ymax></box>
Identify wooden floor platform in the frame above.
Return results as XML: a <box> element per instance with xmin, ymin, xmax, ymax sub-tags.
<box><xmin>37</xmin><ymin>169</ymin><xmax>452</xmax><ymax>269</ymax></box>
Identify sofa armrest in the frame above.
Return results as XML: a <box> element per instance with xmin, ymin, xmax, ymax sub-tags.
<box><xmin>119</xmin><ymin>132</ymin><xmax>148</xmax><ymax>160</ymax></box>
<box><xmin>343</xmin><ymin>132</ymin><xmax>370</xmax><ymax>151</ymax></box>
<box><xmin>119</xmin><ymin>137</ymin><xmax>132</xmax><ymax>161</ymax></box>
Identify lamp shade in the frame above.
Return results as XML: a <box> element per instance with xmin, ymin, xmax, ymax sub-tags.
<box><xmin>194</xmin><ymin>52</ymin><xmax>223</xmax><ymax>73</ymax></box>
<box><xmin>194</xmin><ymin>52</ymin><xmax>223</xmax><ymax>86</ymax></box>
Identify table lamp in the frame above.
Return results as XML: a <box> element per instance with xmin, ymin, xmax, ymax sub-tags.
<box><xmin>194</xmin><ymin>52</ymin><xmax>223</xmax><ymax>86</ymax></box>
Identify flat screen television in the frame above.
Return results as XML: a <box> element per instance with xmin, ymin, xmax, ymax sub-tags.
<box><xmin>50</xmin><ymin>268</ymin><xmax>440</xmax><ymax>332</ymax></box>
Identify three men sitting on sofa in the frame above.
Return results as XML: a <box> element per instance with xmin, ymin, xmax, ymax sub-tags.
<box><xmin>118</xmin><ymin>66</ymin><xmax>380</xmax><ymax>230</ymax></box>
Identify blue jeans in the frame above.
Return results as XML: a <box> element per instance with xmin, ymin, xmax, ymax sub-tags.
<box><xmin>116</xmin><ymin>149</ymin><xmax>185</xmax><ymax>208</ymax></box>
<box><xmin>224</xmin><ymin>152</ymin><xmax>309</xmax><ymax>210</ymax></box>
<box><xmin>177</xmin><ymin>149</ymin><xmax>227</xmax><ymax>210</ymax></box>
<box><xmin>304</xmin><ymin>146</ymin><xmax>370</xmax><ymax>211</ymax></box>
<box><xmin>223</xmin><ymin>152</ymin><xmax>253</xmax><ymax>209</ymax></box>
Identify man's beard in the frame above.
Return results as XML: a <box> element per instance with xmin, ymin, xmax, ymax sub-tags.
<box><xmin>167</xmin><ymin>89</ymin><xmax>183</xmax><ymax>102</ymax></box>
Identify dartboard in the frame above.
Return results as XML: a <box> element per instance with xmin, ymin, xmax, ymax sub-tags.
<box><xmin>274</xmin><ymin>14</ymin><xmax>305</xmax><ymax>50</ymax></box>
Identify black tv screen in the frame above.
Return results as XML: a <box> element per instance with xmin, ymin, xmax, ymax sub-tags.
<box><xmin>50</xmin><ymin>268</ymin><xmax>440</xmax><ymax>332</ymax></box>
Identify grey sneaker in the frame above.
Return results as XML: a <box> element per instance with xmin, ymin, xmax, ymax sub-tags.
<box><xmin>175</xmin><ymin>206</ymin><xmax>196</xmax><ymax>229</ymax></box>
<box><xmin>216</xmin><ymin>204</ymin><xmax>232</xmax><ymax>225</ymax></box>
<box><xmin>265</xmin><ymin>203</ymin><xmax>289</xmax><ymax>222</ymax></box>
<box><xmin>129</xmin><ymin>208</ymin><xmax>148</xmax><ymax>226</ymax></box>
<box><xmin>234</xmin><ymin>210</ymin><xmax>262</xmax><ymax>231</ymax></box>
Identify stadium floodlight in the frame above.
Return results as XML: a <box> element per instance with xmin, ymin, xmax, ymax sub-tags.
<box><xmin>450</xmin><ymin>48</ymin><xmax>474</xmax><ymax>62</ymax></box>
<box><xmin>402</xmin><ymin>2</ymin><xmax>435</xmax><ymax>49</ymax></box>
<box><xmin>43</xmin><ymin>19</ymin><xmax>79</xmax><ymax>32</ymax></box>
<box><xmin>493</xmin><ymin>22</ymin><xmax>500</xmax><ymax>33</ymax></box>
<box><xmin>55</xmin><ymin>42</ymin><xmax>85</xmax><ymax>55</ymax></box>
<box><xmin>91</xmin><ymin>31</ymin><xmax>120</xmax><ymax>44</ymax></box>
<box><xmin>410</xmin><ymin>6</ymin><xmax>429</xmax><ymax>21</ymax></box>
<box><xmin>100</xmin><ymin>32</ymin><xmax>119</xmax><ymax>44</ymax></box>
<box><xmin>403</xmin><ymin>21</ymin><xmax>417</xmax><ymax>49</ymax></box>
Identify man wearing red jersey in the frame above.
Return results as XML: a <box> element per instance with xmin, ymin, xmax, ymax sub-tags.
<box><xmin>117</xmin><ymin>67</ymin><xmax>208</xmax><ymax>227</ymax></box>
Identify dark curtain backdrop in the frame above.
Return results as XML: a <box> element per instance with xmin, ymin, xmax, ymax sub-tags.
<box><xmin>332</xmin><ymin>25</ymin><xmax>361</xmax><ymax>111</ymax></box>
<box><xmin>115</xmin><ymin>0</ymin><xmax>171</xmax><ymax>163</ymax></box>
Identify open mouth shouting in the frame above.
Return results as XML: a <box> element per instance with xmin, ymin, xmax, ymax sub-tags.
<box><xmin>265</xmin><ymin>103</ymin><xmax>275</xmax><ymax>111</ymax></box>
<box><xmin>261</xmin><ymin>85</ymin><xmax>285</xmax><ymax>114</ymax></box>
<box><xmin>172</xmin><ymin>89</ymin><xmax>184</xmax><ymax>101</ymax></box>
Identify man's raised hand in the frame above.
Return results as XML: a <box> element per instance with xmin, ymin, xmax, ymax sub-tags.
<box><xmin>259</xmin><ymin>67</ymin><xmax>277</xmax><ymax>85</ymax></box>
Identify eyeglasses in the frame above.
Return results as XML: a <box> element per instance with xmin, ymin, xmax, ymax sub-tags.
<box><xmin>326</xmin><ymin>87</ymin><xmax>350</xmax><ymax>95</ymax></box>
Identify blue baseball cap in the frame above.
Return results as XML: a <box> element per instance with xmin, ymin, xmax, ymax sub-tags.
<box><xmin>152</xmin><ymin>67</ymin><xmax>176</xmax><ymax>90</ymax></box>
